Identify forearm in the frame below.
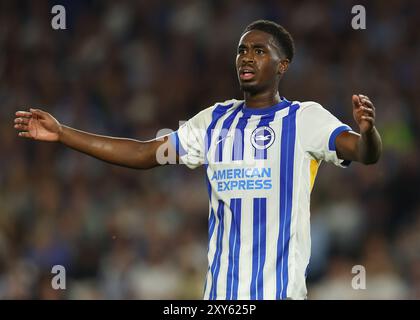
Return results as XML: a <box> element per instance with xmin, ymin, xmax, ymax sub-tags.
<box><xmin>357</xmin><ymin>127</ymin><xmax>382</xmax><ymax>164</ymax></box>
<box><xmin>58</xmin><ymin>125</ymin><xmax>161</xmax><ymax>169</ymax></box>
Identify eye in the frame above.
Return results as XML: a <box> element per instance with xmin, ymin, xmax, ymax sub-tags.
<box><xmin>255</xmin><ymin>48</ymin><xmax>264</xmax><ymax>55</ymax></box>
<box><xmin>237</xmin><ymin>48</ymin><xmax>246</xmax><ymax>54</ymax></box>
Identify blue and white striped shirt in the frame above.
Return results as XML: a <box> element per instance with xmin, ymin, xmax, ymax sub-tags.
<box><xmin>170</xmin><ymin>98</ymin><xmax>352</xmax><ymax>299</ymax></box>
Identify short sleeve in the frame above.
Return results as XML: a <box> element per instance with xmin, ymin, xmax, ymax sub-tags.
<box><xmin>169</xmin><ymin>107</ymin><xmax>212</xmax><ymax>169</ymax></box>
<box><xmin>297</xmin><ymin>102</ymin><xmax>353</xmax><ymax>167</ymax></box>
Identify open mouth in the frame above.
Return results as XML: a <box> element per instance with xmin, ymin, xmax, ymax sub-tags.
<box><xmin>239</xmin><ymin>68</ymin><xmax>256</xmax><ymax>80</ymax></box>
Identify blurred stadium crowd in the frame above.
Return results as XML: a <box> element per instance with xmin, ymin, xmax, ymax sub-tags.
<box><xmin>0</xmin><ymin>0</ymin><xmax>419</xmax><ymax>299</ymax></box>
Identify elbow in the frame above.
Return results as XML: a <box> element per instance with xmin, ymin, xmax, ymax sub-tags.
<box><xmin>362</xmin><ymin>158</ymin><xmax>379</xmax><ymax>165</ymax></box>
<box><xmin>361</xmin><ymin>151</ymin><xmax>381</xmax><ymax>165</ymax></box>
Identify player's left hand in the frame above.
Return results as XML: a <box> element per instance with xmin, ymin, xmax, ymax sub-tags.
<box><xmin>352</xmin><ymin>94</ymin><xmax>375</xmax><ymax>134</ymax></box>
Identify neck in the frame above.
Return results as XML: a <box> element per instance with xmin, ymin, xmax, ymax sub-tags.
<box><xmin>244</xmin><ymin>90</ymin><xmax>281</xmax><ymax>108</ymax></box>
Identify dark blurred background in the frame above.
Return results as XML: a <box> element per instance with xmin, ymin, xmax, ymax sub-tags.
<box><xmin>0</xmin><ymin>0</ymin><xmax>419</xmax><ymax>299</ymax></box>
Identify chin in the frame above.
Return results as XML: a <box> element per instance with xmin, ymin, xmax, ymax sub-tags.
<box><xmin>240</xmin><ymin>82</ymin><xmax>259</xmax><ymax>94</ymax></box>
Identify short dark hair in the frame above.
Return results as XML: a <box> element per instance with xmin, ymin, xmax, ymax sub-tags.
<box><xmin>242</xmin><ymin>20</ymin><xmax>295</xmax><ymax>62</ymax></box>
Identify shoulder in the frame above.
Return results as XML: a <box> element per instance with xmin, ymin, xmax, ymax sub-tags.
<box><xmin>294</xmin><ymin>100</ymin><xmax>336</xmax><ymax>121</ymax></box>
<box><xmin>209</xmin><ymin>99</ymin><xmax>243</xmax><ymax>114</ymax></box>
<box><xmin>294</xmin><ymin>101</ymin><xmax>325</xmax><ymax>114</ymax></box>
<box><xmin>192</xmin><ymin>99</ymin><xmax>243</xmax><ymax>120</ymax></box>
<box><xmin>186</xmin><ymin>99</ymin><xmax>243</xmax><ymax>126</ymax></box>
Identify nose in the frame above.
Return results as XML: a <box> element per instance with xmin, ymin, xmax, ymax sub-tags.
<box><xmin>241</xmin><ymin>53</ymin><xmax>254</xmax><ymax>65</ymax></box>
<box><xmin>238</xmin><ymin>48</ymin><xmax>255</xmax><ymax>65</ymax></box>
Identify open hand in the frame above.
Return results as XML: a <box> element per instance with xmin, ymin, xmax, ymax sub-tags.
<box><xmin>14</xmin><ymin>108</ymin><xmax>62</xmax><ymax>142</ymax></box>
<box><xmin>352</xmin><ymin>94</ymin><xmax>376</xmax><ymax>134</ymax></box>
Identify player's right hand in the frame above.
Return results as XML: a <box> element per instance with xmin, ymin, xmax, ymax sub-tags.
<box><xmin>14</xmin><ymin>108</ymin><xmax>62</xmax><ymax>142</ymax></box>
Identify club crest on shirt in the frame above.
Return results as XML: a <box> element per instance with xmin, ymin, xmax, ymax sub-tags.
<box><xmin>251</xmin><ymin>126</ymin><xmax>275</xmax><ymax>150</ymax></box>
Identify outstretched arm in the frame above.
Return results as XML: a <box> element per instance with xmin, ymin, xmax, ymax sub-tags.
<box><xmin>335</xmin><ymin>94</ymin><xmax>382</xmax><ymax>165</ymax></box>
<box><xmin>14</xmin><ymin>108</ymin><xmax>175</xmax><ymax>169</ymax></box>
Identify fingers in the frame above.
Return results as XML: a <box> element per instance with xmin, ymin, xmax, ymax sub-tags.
<box><xmin>14</xmin><ymin>123</ymin><xmax>28</xmax><ymax>131</ymax></box>
<box><xmin>14</xmin><ymin>117</ymin><xmax>30</xmax><ymax>125</ymax></box>
<box><xmin>15</xmin><ymin>111</ymin><xmax>33</xmax><ymax>118</ymax></box>
<box><xmin>356</xmin><ymin>104</ymin><xmax>375</xmax><ymax>123</ymax></box>
<box><xmin>360</xmin><ymin>105</ymin><xmax>375</xmax><ymax>117</ymax></box>
<box><xmin>361</xmin><ymin>115</ymin><xmax>374</xmax><ymax>123</ymax></box>
<box><xmin>14</xmin><ymin>115</ymin><xmax>30</xmax><ymax>134</ymax></box>
<box><xmin>15</xmin><ymin>108</ymin><xmax>48</xmax><ymax>120</ymax></box>
<box><xmin>14</xmin><ymin>108</ymin><xmax>45</xmax><ymax>140</ymax></box>
<box><xmin>359</xmin><ymin>95</ymin><xmax>374</xmax><ymax>109</ymax></box>
<box><xmin>14</xmin><ymin>122</ymin><xmax>32</xmax><ymax>139</ymax></box>
<box><xmin>16</xmin><ymin>108</ymin><xmax>47</xmax><ymax>116</ymax></box>
<box><xmin>353</xmin><ymin>94</ymin><xmax>374</xmax><ymax>108</ymax></box>
<box><xmin>17</xmin><ymin>131</ymin><xmax>33</xmax><ymax>139</ymax></box>
<box><xmin>352</xmin><ymin>94</ymin><xmax>361</xmax><ymax>106</ymax></box>
<box><xmin>353</xmin><ymin>94</ymin><xmax>375</xmax><ymax>116</ymax></box>
<box><xmin>14</xmin><ymin>113</ymin><xmax>32</xmax><ymax>138</ymax></box>
<box><xmin>352</xmin><ymin>94</ymin><xmax>376</xmax><ymax>132</ymax></box>
<box><xmin>357</xmin><ymin>94</ymin><xmax>375</xmax><ymax>118</ymax></box>
<box><xmin>29</xmin><ymin>108</ymin><xmax>47</xmax><ymax>119</ymax></box>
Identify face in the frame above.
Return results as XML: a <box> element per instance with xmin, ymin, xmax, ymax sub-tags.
<box><xmin>236</xmin><ymin>30</ymin><xmax>288</xmax><ymax>94</ymax></box>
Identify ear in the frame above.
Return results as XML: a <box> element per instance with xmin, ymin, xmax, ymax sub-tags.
<box><xmin>278</xmin><ymin>59</ymin><xmax>290</xmax><ymax>75</ymax></box>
